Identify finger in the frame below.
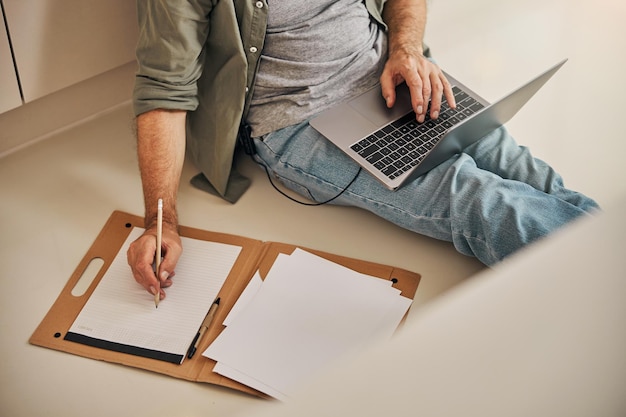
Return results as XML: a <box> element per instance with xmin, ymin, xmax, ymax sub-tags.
<box><xmin>404</xmin><ymin>74</ymin><xmax>425</xmax><ymax>123</ymax></box>
<box><xmin>428</xmin><ymin>72</ymin><xmax>444</xmax><ymax>119</ymax></box>
<box><xmin>157</xmin><ymin>237</ymin><xmax>182</xmax><ymax>285</ymax></box>
<box><xmin>137</xmin><ymin>257</ymin><xmax>160</xmax><ymax>294</ymax></box>
<box><xmin>380</xmin><ymin>68</ymin><xmax>398</xmax><ymax>108</ymax></box>
<box><xmin>420</xmin><ymin>73</ymin><xmax>433</xmax><ymax>113</ymax></box>
<box><xmin>127</xmin><ymin>234</ymin><xmax>160</xmax><ymax>294</ymax></box>
<box><xmin>441</xmin><ymin>74</ymin><xmax>456</xmax><ymax>109</ymax></box>
<box><xmin>154</xmin><ymin>270</ymin><xmax>175</xmax><ymax>300</ymax></box>
<box><xmin>155</xmin><ymin>274</ymin><xmax>174</xmax><ymax>303</ymax></box>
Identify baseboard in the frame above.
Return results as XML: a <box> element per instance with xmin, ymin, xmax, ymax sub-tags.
<box><xmin>0</xmin><ymin>61</ymin><xmax>136</xmax><ymax>158</ymax></box>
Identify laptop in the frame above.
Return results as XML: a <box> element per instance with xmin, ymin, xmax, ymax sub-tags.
<box><xmin>310</xmin><ymin>59</ymin><xmax>567</xmax><ymax>190</ymax></box>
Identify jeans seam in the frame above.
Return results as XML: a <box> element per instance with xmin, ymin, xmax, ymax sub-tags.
<box><xmin>263</xmin><ymin>141</ymin><xmax>498</xmax><ymax>260</ymax></box>
<box><xmin>452</xmin><ymin>228</ymin><xmax>497</xmax><ymax>262</ymax></box>
<box><xmin>278</xmin><ymin>157</ymin><xmax>452</xmax><ymax>227</ymax></box>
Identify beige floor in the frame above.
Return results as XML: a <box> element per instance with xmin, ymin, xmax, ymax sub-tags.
<box><xmin>1</xmin><ymin>0</ymin><xmax>625</xmax><ymax>416</ymax></box>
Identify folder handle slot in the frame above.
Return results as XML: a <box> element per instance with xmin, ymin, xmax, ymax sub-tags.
<box><xmin>71</xmin><ymin>257</ymin><xmax>105</xmax><ymax>297</ymax></box>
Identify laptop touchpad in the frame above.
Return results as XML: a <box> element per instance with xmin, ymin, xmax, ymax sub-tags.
<box><xmin>348</xmin><ymin>83</ymin><xmax>413</xmax><ymax>128</ymax></box>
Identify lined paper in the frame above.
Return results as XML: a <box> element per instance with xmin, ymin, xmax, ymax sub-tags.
<box><xmin>66</xmin><ymin>227</ymin><xmax>242</xmax><ymax>363</ymax></box>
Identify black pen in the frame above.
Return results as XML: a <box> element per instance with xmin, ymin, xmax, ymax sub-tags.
<box><xmin>187</xmin><ymin>297</ymin><xmax>220</xmax><ymax>359</ymax></box>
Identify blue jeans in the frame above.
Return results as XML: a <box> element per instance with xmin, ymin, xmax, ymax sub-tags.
<box><xmin>252</xmin><ymin>121</ymin><xmax>599</xmax><ymax>265</ymax></box>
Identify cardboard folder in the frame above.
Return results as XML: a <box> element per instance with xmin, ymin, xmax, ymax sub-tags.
<box><xmin>29</xmin><ymin>210</ymin><xmax>421</xmax><ymax>397</ymax></box>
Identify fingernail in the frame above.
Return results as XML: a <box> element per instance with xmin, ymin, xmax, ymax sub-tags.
<box><xmin>417</xmin><ymin>105</ymin><xmax>423</xmax><ymax>114</ymax></box>
<box><xmin>150</xmin><ymin>286</ymin><xmax>157</xmax><ymax>295</ymax></box>
<box><xmin>160</xmin><ymin>270</ymin><xmax>169</xmax><ymax>281</ymax></box>
<box><xmin>432</xmin><ymin>110</ymin><xmax>439</xmax><ymax>119</ymax></box>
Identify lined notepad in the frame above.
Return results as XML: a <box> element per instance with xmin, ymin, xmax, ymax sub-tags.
<box><xmin>204</xmin><ymin>249</ymin><xmax>412</xmax><ymax>400</ymax></box>
<box><xmin>65</xmin><ymin>227</ymin><xmax>242</xmax><ymax>364</ymax></box>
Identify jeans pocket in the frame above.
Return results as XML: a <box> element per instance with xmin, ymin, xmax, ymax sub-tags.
<box><xmin>256</xmin><ymin>131</ymin><xmax>280</xmax><ymax>152</ymax></box>
<box><xmin>271</xmin><ymin>173</ymin><xmax>317</xmax><ymax>201</ymax></box>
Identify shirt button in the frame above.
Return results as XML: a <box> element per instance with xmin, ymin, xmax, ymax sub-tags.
<box><xmin>249</xmin><ymin>46</ymin><xmax>258</xmax><ymax>53</ymax></box>
<box><xmin>255</xmin><ymin>1</ymin><xmax>263</xmax><ymax>8</ymax></box>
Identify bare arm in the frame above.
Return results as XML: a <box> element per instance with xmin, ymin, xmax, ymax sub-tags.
<box><xmin>380</xmin><ymin>0</ymin><xmax>455</xmax><ymax>123</ymax></box>
<box><xmin>384</xmin><ymin>0</ymin><xmax>428</xmax><ymax>58</ymax></box>
<box><xmin>127</xmin><ymin>109</ymin><xmax>186</xmax><ymax>300</ymax></box>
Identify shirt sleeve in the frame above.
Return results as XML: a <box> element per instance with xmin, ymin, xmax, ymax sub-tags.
<box><xmin>133</xmin><ymin>0</ymin><xmax>213</xmax><ymax>116</ymax></box>
<box><xmin>365</xmin><ymin>0</ymin><xmax>387</xmax><ymax>29</ymax></box>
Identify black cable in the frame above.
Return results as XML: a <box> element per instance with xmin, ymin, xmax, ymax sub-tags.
<box><xmin>239</xmin><ymin>120</ymin><xmax>360</xmax><ymax>206</ymax></box>
<box><xmin>257</xmin><ymin>158</ymin><xmax>361</xmax><ymax>206</ymax></box>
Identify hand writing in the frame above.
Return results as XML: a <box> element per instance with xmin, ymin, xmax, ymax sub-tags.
<box><xmin>127</xmin><ymin>223</ymin><xmax>182</xmax><ymax>300</ymax></box>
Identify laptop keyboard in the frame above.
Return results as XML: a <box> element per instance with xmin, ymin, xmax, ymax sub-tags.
<box><xmin>350</xmin><ymin>86</ymin><xmax>485</xmax><ymax>180</ymax></box>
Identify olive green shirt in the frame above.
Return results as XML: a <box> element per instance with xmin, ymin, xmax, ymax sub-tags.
<box><xmin>133</xmin><ymin>0</ymin><xmax>387</xmax><ymax>202</ymax></box>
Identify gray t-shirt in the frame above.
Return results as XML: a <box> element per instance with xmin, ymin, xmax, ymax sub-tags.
<box><xmin>245</xmin><ymin>0</ymin><xmax>387</xmax><ymax>138</ymax></box>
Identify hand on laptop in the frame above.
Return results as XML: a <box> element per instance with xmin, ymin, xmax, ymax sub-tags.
<box><xmin>380</xmin><ymin>50</ymin><xmax>456</xmax><ymax>123</ymax></box>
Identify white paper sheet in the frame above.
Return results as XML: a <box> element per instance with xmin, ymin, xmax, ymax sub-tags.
<box><xmin>204</xmin><ymin>249</ymin><xmax>411</xmax><ymax>398</ymax></box>
<box><xmin>213</xmin><ymin>362</ymin><xmax>287</xmax><ymax>400</ymax></box>
<box><xmin>68</xmin><ymin>227</ymin><xmax>242</xmax><ymax>362</ymax></box>
<box><xmin>222</xmin><ymin>271</ymin><xmax>263</xmax><ymax>327</ymax></box>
